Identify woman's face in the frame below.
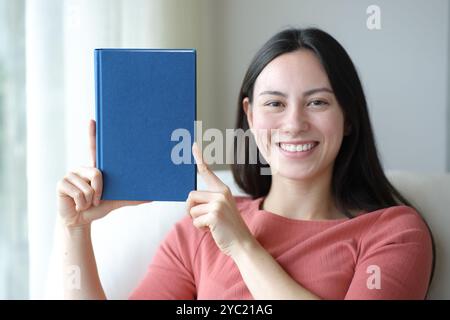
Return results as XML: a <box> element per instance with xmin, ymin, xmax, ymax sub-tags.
<box><xmin>243</xmin><ymin>49</ymin><xmax>345</xmax><ymax>181</ymax></box>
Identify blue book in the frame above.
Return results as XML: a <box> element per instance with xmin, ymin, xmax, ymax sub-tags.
<box><xmin>95</xmin><ymin>49</ymin><xmax>196</xmax><ymax>201</ymax></box>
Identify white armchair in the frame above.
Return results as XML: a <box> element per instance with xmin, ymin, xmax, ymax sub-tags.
<box><xmin>45</xmin><ymin>170</ymin><xmax>450</xmax><ymax>299</ymax></box>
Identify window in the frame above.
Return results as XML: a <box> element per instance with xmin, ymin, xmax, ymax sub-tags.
<box><xmin>0</xmin><ymin>0</ymin><xmax>27</xmax><ymax>299</ymax></box>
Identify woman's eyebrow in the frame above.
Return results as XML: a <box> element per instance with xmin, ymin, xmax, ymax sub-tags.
<box><xmin>258</xmin><ymin>87</ymin><xmax>334</xmax><ymax>98</ymax></box>
<box><xmin>303</xmin><ymin>87</ymin><xmax>334</xmax><ymax>97</ymax></box>
<box><xmin>259</xmin><ymin>90</ymin><xmax>288</xmax><ymax>98</ymax></box>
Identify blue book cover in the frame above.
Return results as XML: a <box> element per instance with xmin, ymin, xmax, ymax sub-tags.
<box><xmin>95</xmin><ymin>49</ymin><xmax>196</xmax><ymax>201</ymax></box>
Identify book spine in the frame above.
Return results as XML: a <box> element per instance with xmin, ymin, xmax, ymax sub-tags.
<box><xmin>94</xmin><ymin>49</ymin><xmax>103</xmax><ymax>170</ymax></box>
<box><xmin>193</xmin><ymin>50</ymin><xmax>197</xmax><ymax>191</ymax></box>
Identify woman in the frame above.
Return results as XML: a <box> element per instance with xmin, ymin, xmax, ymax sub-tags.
<box><xmin>57</xmin><ymin>28</ymin><xmax>434</xmax><ymax>299</ymax></box>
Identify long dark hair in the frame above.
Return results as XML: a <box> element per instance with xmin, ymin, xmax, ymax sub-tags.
<box><xmin>230</xmin><ymin>27</ymin><xmax>435</xmax><ymax>290</ymax></box>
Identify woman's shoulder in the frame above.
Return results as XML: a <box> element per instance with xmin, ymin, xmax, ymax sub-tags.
<box><xmin>365</xmin><ymin>205</ymin><xmax>428</xmax><ymax>231</ymax></box>
<box><xmin>360</xmin><ymin>205</ymin><xmax>432</xmax><ymax>249</ymax></box>
<box><xmin>234</xmin><ymin>195</ymin><xmax>256</xmax><ymax>208</ymax></box>
<box><xmin>233</xmin><ymin>195</ymin><xmax>263</xmax><ymax>218</ymax></box>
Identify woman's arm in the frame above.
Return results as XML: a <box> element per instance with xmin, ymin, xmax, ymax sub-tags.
<box><xmin>344</xmin><ymin>206</ymin><xmax>433</xmax><ymax>300</ymax></box>
<box><xmin>57</xmin><ymin>120</ymin><xmax>146</xmax><ymax>299</ymax></box>
<box><xmin>60</xmin><ymin>222</ymin><xmax>106</xmax><ymax>300</ymax></box>
<box><xmin>231</xmin><ymin>238</ymin><xmax>320</xmax><ymax>300</ymax></box>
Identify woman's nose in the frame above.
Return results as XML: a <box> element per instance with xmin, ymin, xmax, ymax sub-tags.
<box><xmin>280</xmin><ymin>106</ymin><xmax>310</xmax><ymax>134</ymax></box>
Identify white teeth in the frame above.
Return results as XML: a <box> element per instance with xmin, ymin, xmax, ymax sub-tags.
<box><xmin>279</xmin><ymin>143</ymin><xmax>317</xmax><ymax>152</ymax></box>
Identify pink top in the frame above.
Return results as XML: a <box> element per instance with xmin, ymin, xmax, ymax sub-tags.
<box><xmin>129</xmin><ymin>196</ymin><xmax>433</xmax><ymax>300</ymax></box>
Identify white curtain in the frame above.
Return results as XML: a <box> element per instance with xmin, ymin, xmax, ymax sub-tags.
<box><xmin>26</xmin><ymin>0</ymin><xmax>207</xmax><ymax>299</ymax></box>
<box><xmin>0</xmin><ymin>0</ymin><xmax>26</xmax><ymax>299</ymax></box>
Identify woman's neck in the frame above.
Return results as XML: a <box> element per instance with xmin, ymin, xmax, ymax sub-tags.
<box><xmin>262</xmin><ymin>169</ymin><xmax>343</xmax><ymax>221</ymax></box>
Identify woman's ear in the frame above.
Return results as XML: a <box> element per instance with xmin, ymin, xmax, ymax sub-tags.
<box><xmin>243</xmin><ymin>97</ymin><xmax>253</xmax><ymax>129</ymax></box>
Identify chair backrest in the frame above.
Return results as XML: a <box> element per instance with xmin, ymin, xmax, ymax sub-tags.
<box><xmin>45</xmin><ymin>170</ymin><xmax>450</xmax><ymax>299</ymax></box>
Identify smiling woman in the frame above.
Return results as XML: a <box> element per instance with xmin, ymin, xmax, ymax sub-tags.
<box><xmin>56</xmin><ymin>27</ymin><xmax>435</xmax><ymax>300</ymax></box>
<box><xmin>243</xmin><ymin>50</ymin><xmax>346</xmax><ymax>190</ymax></box>
<box><xmin>228</xmin><ymin>28</ymin><xmax>435</xmax><ymax>297</ymax></box>
<box><xmin>130</xmin><ymin>28</ymin><xmax>435</xmax><ymax>300</ymax></box>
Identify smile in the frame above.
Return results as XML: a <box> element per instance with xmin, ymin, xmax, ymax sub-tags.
<box><xmin>277</xmin><ymin>142</ymin><xmax>319</xmax><ymax>153</ymax></box>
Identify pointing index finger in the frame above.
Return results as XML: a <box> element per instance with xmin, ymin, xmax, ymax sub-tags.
<box><xmin>192</xmin><ymin>142</ymin><xmax>227</xmax><ymax>192</ymax></box>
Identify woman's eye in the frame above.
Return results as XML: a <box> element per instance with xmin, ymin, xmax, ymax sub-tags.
<box><xmin>307</xmin><ymin>100</ymin><xmax>328</xmax><ymax>108</ymax></box>
<box><xmin>265</xmin><ymin>101</ymin><xmax>283</xmax><ymax>107</ymax></box>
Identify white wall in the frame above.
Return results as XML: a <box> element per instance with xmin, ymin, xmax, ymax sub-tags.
<box><xmin>208</xmin><ymin>0</ymin><xmax>449</xmax><ymax>173</ymax></box>
<box><xmin>447</xmin><ymin>1</ymin><xmax>450</xmax><ymax>172</ymax></box>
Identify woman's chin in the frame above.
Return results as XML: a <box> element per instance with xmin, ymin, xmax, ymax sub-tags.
<box><xmin>270</xmin><ymin>166</ymin><xmax>316</xmax><ymax>181</ymax></box>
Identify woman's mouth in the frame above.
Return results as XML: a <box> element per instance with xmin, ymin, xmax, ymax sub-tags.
<box><xmin>278</xmin><ymin>141</ymin><xmax>319</xmax><ymax>152</ymax></box>
<box><xmin>276</xmin><ymin>141</ymin><xmax>319</xmax><ymax>158</ymax></box>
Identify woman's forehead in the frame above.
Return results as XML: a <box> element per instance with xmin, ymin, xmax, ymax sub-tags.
<box><xmin>254</xmin><ymin>50</ymin><xmax>331</xmax><ymax>95</ymax></box>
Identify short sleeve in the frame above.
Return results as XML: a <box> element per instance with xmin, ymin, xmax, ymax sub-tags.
<box><xmin>129</xmin><ymin>215</ymin><xmax>205</xmax><ymax>300</ymax></box>
<box><xmin>344</xmin><ymin>206</ymin><xmax>433</xmax><ymax>300</ymax></box>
